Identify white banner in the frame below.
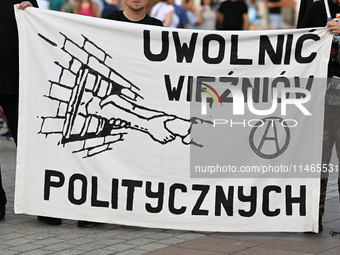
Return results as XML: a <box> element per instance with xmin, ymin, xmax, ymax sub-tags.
<box><xmin>14</xmin><ymin>7</ymin><xmax>332</xmax><ymax>232</ymax></box>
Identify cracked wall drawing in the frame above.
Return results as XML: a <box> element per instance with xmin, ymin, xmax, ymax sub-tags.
<box><xmin>38</xmin><ymin>32</ymin><xmax>206</xmax><ymax>158</ymax></box>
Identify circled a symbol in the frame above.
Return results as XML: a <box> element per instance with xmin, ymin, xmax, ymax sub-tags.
<box><xmin>249</xmin><ymin>117</ymin><xmax>290</xmax><ymax>159</ymax></box>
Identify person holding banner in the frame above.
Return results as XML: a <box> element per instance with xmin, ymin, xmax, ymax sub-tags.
<box><xmin>104</xmin><ymin>0</ymin><xmax>163</xmax><ymax>25</ymax></box>
<box><xmin>0</xmin><ymin>1</ymin><xmax>63</xmax><ymax>225</ymax></box>
<box><xmin>69</xmin><ymin>0</ymin><xmax>164</xmax><ymax>228</ymax></box>
<box><xmin>300</xmin><ymin>0</ymin><xmax>340</xmax><ymax>232</ymax></box>
<box><xmin>0</xmin><ymin>1</ymin><xmax>37</xmax><ymax>221</ymax></box>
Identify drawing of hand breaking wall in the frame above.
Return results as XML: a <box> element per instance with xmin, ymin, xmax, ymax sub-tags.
<box><xmin>38</xmin><ymin>32</ymin><xmax>209</xmax><ymax>158</ymax></box>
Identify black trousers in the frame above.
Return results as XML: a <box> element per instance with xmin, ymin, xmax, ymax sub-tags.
<box><xmin>0</xmin><ymin>164</ymin><xmax>5</xmax><ymax>210</ymax></box>
<box><xmin>0</xmin><ymin>94</ymin><xmax>18</xmax><ymax>209</ymax></box>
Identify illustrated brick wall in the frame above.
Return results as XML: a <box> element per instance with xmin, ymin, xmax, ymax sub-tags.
<box><xmin>39</xmin><ymin>33</ymin><xmax>141</xmax><ymax>157</ymax></box>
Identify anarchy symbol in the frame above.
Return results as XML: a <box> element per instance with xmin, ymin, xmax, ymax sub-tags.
<box><xmin>249</xmin><ymin>117</ymin><xmax>290</xmax><ymax>159</ymax></box>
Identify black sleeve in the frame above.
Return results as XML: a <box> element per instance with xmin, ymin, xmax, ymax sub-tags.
<box><xmin>217</xmin><ymin>2</ymin><xmax>224</xmax><ymax>13</ymax></box>
<box><xmin>297</xmin><ymin>0</ymin><xmax>314</xmax><ymax>28</ymax></box>
<box><xmin>31</xmin><ymin>0</ymin><xmax>39</xmax><ymax>8</ymax></box>
<box><xmin>300</xmin><ymin>2</ymin><xmax>325</xmax><ymax>28</ymax></box>
<box><xmin>242</xmin><ymin>2</ymin><xmax>248</xmax><ymax>14</ymax></box>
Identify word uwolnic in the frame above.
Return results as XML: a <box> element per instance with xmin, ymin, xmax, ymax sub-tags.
<box><xmin>143</xmin><ymin>31</ymin><xmax>319</xmax><ymax>65</ymax></box>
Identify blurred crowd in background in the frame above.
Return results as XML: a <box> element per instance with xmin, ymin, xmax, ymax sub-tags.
<box><xmin>35</xmin><ymin>0</ymin><xmax>300</xmax><ymax>30</ymax></box>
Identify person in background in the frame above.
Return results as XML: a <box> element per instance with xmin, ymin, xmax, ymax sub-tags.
<box><xmin>119</xmin><ymin>0</ymin><xmax>126</xmax><ymax>9</ymax></box>
<box><xmin>92</xmin><ymin>0</ymin><xmax>105</xmax><ymax>13</ymax></box>
<box><xmin>168</xmin><ymin>0</ymin><xmax>189</xmax><ymax>28</ymax></box>
<box><xmin>247</xmin><ymin>0</ymin><xmax>261</xmax><ymax>30</ymax></box>
<box><xmin>102</xmin><ymin>0</ymin><xmax>119</xmax><ymax>16</ymax></box>
<box><xmin>217</xmin><ymin>0</ymin><xmax>248</xmax><ymax>30</ymax></box>
<box><xmin>61</xmin><ymin>0</ymin><xmax>76</xmax><ymax>12</ymax></box>
<box><xmin>76</xmin><ymin>0</ymin><xmax>163</xmax><ymax>228</ymax></box>
<box><xmin>266</xmin><ymin>0</ymin><xmax>284</xmax><ymax>29</ymax></box>
<box><xmin>49</xmin><ymin>0</ymin><xmax>65</xmax><ymax>10</ymax></box>
<box><xmin>0</xmin><ymin>107</ymin><xmax>13</xmax><ymax>140</ymax></box>
<box><xmin>150</xmin><ymin>0</ymin><xmax>179</xmax><ymax>27</ymax></box>
<box><xmin>182</xmin><ymin>0</ymin><xmax>202</xmax><ymax>29</ymax></box>
<box><xmin>197</xmin><ymin>0</ymin><xmax>216</xmax><ymax>30</ymax></box>
<box><xmin>74</xmin><ymin>0</ymin><xmax>100</xmax><ymax>17</ymax></box>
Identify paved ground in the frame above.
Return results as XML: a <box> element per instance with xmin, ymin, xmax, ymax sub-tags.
<box><xmin>0</xmin><ymin>137</ymin><xmax>340</xmax><ymax>255</ymax></box>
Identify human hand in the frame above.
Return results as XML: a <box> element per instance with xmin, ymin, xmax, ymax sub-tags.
<box><xmin>17</xmin><ymin>1</ymin><xmax>33</xmax><ymax>10</ymax></box>
<box><xmin>327</xmin><ymin>20</ymin><xmax>340</xmax><ymax>34</ymax></box>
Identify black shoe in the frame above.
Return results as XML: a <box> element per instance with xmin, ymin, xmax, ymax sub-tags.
<box><xmin>0</xmin><ymin>208</ymin><xmax>5</xmax><ymax>221</ymax></box>
<box><xmin>37</xmin><ymin>216</ymin><xmax>62</xmax><ymax>225</ymax></box>
<box><xmin>78</xmin><ymin>220</ymin><xmax>97</xmax><ymax>227</ymax></box>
